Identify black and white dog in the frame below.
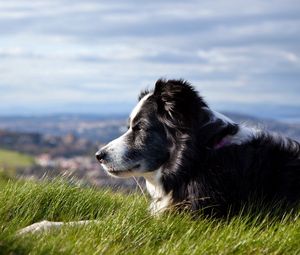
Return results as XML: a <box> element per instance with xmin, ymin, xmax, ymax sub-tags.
<box><xmin>19</xmin><ymin>79</ymin><xmax>299</xmax><ymax>234</ymax></box>
<box><xmin>96</xmin><ymin>79</ymin><xmax>300</xmax><ymax>216</ymax></box>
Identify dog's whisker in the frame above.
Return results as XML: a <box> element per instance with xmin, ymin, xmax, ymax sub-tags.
<box><xmin>132</xmin><ymin>176</ymin><xmax>147</xmax><ymax>202</ymax></box>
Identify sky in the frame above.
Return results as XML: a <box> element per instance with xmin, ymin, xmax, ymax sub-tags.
<box><xmin>0</xmin><ymin>0</ymin><xmax>300</xmax><ymax>120</ymax></box>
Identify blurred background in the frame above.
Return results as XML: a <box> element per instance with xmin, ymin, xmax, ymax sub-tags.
<box><xmin>0</xmin><ymin>0</ymin><xmax>299</xmax><ymax>189</ymax></box>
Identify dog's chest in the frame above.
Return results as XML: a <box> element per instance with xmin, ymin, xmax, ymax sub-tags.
<box><xmin>144</xmin><ymin>170</ymin><xmax>173</xmax><ymax>215</ymax></box>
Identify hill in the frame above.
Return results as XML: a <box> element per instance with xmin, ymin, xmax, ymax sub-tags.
<box><xmin>0</xmin><ymin>178</ymin><xmax>299</xmax><ymax>254</ymax></box>
<box><xmin>0</xmin><ymin>149</ymin><xmax>35</xmax><ymax>168</ymax></box>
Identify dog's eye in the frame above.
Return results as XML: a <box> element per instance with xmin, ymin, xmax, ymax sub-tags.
<box><xmin>132</xmin><ymin>123</ymin><xmax>141</xmax><ymax>132</ymax></box>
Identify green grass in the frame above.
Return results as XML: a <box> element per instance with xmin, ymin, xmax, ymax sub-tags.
<box><xmin>0</xmin><ymin>149</ymin><xmax>35</xmax><ymax>169</ymax></box>
<box><xmin>0</xmin><ymin>178</ymin><xmax>299</xmax><ymax>255</ymax></box>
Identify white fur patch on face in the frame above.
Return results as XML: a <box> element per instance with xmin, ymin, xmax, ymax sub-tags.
<box><xmin>101</xmin><ymin>131</ymin><xmax>128</xmax><ymax>164</ymax></box>
<box><xmin>100</xmin><ymin>93</ymin><xmax>153</xmax><ymax>177</ymax></box>
<box><xmin>100</xmin><ymin>129</ymin><xmax>141</xmax><ymax>177</ymax></box>
<box><xmin>129</xmin><ymin>93</ymin><xmax>152</xmax><ymax>126</ymax></box>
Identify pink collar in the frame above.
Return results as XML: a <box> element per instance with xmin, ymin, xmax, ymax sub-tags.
<box><xmin>214</xmin><ymin>137</ymin><xmax>231</xmax><ymax>149</ymax></box>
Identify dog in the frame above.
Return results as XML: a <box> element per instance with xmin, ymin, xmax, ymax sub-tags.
<box><xmin>19</xmin><ymin>79</ymin><xmax>299</xmax><ymax>234</ymax></box>
<box><xmin>95</xmin><ymin>79</ymin><xmax>300</xmax><ymax>216</ymax></box>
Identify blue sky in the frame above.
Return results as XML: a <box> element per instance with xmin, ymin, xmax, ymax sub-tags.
<box><xmin>0</xmin><ymin>0</ymin><xmax>300</xmax><ymax>120</ymax></box>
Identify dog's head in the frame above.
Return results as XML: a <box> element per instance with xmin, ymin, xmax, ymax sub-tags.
<box><xmin>96</xmin><ymin>79</ymin><xmax>236</xmax><ymax>178</ymax></box>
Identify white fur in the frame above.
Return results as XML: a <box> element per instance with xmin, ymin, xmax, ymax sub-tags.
<box><xmin>101</xmin><ymin>132</ymin><xmax>128</xmax><ymax>163</ymax></box>
<box><xmin>210</xmin><ymin>109</ymin><xmax>258</xmax><ymax>146</ymax></box>
<box><xmin>144</xmin><ymin>169</ymin><xmax>173</xmax><ymax>214</ymax></box>
<box><xmin>130</xmin><ymin>93</ymin><xmax>152</xmax><ymax>125</ymax></box>
<box><xmin>229</xmin><ymin>125</ymin><xmax>257</xmax><ymax>145</ymax></box>
<box><xmin>211</xmin><ymin>109</ymin><xmax>235</xmax><ymax>125</ymax></box>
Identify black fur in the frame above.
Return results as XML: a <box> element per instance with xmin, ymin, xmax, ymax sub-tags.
<box><xmin>148</xmin><ymin>79</ymin><xmax>300</xmax><ymax>216</ymax></box>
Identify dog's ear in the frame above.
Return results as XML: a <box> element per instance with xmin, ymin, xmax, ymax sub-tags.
<box><xmin>153</xmin><ymin>79</ymin><xmax>207</xmax><ymax>130</ymax></box>
<box><xmin>153</xmin><ymin>79</ymin><xmax>238</xmax><ymax>145</ymax></box>
<box><xmin>138</xmin><ymin>89</ymin><xmax>150</xmax><ymax>101</ymax></box>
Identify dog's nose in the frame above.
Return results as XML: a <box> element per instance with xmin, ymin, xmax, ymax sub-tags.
<box><xmin>95</xmin><ymin>150</ymin><xmax>107</xmax><ymax>163</ymax></box>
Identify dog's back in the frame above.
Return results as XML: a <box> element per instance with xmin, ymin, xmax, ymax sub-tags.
<box><xmin>181</xmin><ymin>132</ymin><xmax>300</xmax><ymax>216</ymax></box>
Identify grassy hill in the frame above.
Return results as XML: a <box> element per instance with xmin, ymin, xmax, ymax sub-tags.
<box><xmin>0</xmin><ymin>178</ymin><xmax>299</xmax><ymax>255</ymax></box>
<box><xmin>0</xmin><ymin>149</ymin><xmax>35</xmax><ymax>169</ymax></box>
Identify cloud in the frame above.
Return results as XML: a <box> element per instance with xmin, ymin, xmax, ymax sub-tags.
<box><xmin>0</xmin><ymin>0</ymin><xmax>299</xmax><ymax>117</ymax></box>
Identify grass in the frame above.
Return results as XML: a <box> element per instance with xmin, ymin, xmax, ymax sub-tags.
<box><xmin>0</xmin><ymin>177</ymin><xmax>299</xmax><ymax>255</ymax></box>
<box><xmin>0</xmin><ymin>149</ymin><xmax>35</xmax><ymax>169</ymax></box>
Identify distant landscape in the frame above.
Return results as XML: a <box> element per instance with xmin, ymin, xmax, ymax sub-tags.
<box><xmin>0</xmin><ymin>112</ymin><xmax>299</xmax><ymax>191</ymax></box>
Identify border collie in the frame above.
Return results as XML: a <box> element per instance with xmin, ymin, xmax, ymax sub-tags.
<box><xmin>18</xmin><ymin>79</ymin><xmax>299</xmax><ymax>234</ymax></box>
<box><xmin>96</xmin><ymin>79</ymin><xmax>300</xmax><ymax>216</ymax></box>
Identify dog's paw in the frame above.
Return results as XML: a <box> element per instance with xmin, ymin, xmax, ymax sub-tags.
<box><xmin>17</xmin><ymin>220</ymin><xmax>63</xmax><ymax>236</ymax></box>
